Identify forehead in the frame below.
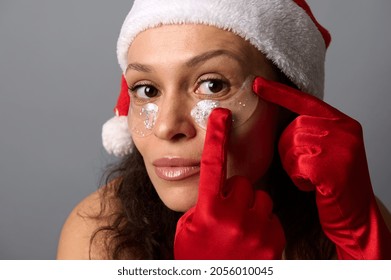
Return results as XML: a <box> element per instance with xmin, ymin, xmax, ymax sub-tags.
<box><xmin>127</xmin><ymin>24</ymin><xmax>257</xmax><ymax>62</ymax></box>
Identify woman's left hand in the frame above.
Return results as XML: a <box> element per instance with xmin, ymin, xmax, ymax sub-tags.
<box><xmin>253</xmin><ymin>77</ymin><xmax>391</xmax><ymax>259</ymax></box>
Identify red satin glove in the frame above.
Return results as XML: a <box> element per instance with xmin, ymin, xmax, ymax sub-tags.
<box><xmin>174</xmin><ymin>108</ymin><xmax>286</xmax><ymax>259</ymax></box>
<box><xmin>253</xmin><ymin>77</ymin><xmax>391</xmax><ymax>259</ymax></box>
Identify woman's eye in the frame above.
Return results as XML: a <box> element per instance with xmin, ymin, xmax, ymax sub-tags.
<box><xmin>129</xmin><ymin>85</ymin><xmax>159</xmax><ymax>99</ymax></box>
<box><xmin>197</xmin><ymin>79</ymin><xmax>227</xmax><ymax>95</ymax></box>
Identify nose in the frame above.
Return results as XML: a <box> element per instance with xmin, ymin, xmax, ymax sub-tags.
<box><xmin>153</xmin><ymin>93</ymin><xmax>197</xmax><ymax>141</ymax></box>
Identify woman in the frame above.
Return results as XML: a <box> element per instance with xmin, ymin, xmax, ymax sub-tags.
<box><xmin>57</xmin><ymin>0</ymin><xmax>391</xmax><ymax>259</ymax></box>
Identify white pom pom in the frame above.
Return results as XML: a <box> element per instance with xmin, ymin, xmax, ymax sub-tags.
<box><xmin>102</xmin><ymin>116</ymin><xmax>133</xmax><ymax>157</ymax></box>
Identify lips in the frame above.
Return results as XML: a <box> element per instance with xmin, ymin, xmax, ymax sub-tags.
<box><xmin>153</xmin><ymin>158</ymin><xmax>200</xmax><ymax>181</ymax></box>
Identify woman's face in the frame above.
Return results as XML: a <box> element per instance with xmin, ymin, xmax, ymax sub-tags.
<box><xmin>126</xmin><ymin>25</ymin><xmax>280</xmax><ymax>212</ymax></box>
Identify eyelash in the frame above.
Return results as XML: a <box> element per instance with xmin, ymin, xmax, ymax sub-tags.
<box><xmin>128</xmin><ymin>81</ymin><xmax>160</xmax><ymax>101</ymax></box>
<box><xmin>195</xmin><ymin>76</ymin><xmax>230</xmax><ymax>97</ymax></box>
<box><xmin>197</xmin><ymin>76</ymin><xmax>226</xmax><ymax>86</ymax></box>
<box><xmin>127</xmin><ymin>76</ymin><xmax>230</xmax><ymax>100</ymax></box>
<box><xmin>128</xmin><ymin>82</ymin><xmax>155</xmax><ymax>93</ymax></box>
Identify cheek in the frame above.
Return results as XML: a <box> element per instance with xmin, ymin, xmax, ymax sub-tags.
<box><xmin>128</xmin><ymin>115</ymin><xmax>148</xmax><ymax>158</ymax></box>
<box><xmin>227</xmin><ymin>101</ymin><xmax>279</xmax><ymax>182</ymax></box>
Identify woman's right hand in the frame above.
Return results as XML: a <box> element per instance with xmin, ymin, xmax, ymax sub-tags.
<box><xmin>174</xmin><ymin>108</ymin><xmax>286</xmax><ymax>260</ymax></box>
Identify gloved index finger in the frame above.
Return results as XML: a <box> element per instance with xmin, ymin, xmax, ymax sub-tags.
<box><xmin>253</xmin><ymin>77</ymin><xmax>346</xmax><ymax>119</ymax></box>
<box><xmin>198</xmin><ymin>108</ymin><xmax>232</xmax><ymax>201</ymax></box>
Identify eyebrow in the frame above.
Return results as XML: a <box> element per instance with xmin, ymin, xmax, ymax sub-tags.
<box><xmin>125</xmin><ymin>49</ymin><xmax>244</xmax><ymax>73</ymax></box>
<box><xmin>126</xmin><ymin>63</ymin><xmax>152</xmax><ymax>73</ymax></box>
<box><xmin>185</xmin><ymin>49</ymin><xmax>245</xmax><ymax>67</ymax></box>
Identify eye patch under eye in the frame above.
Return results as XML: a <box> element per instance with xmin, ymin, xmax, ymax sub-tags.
<box><xmin>190</xmin><ymin>100</ymin><xmax>220</xmax><ymax>129</ymax></box>
<box><xmin>190</xmin><ymin>77</ymin><xmax>257</xmax><ymax>130</ymax></box>
<box><xmin>130</xmin><ymin>103</ymin><xmax>158</xmax><ymax>137</ymax></box>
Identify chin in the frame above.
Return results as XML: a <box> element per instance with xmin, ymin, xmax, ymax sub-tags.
<box><xmin>166</xmin><ymin>202</ymin><xmax>195</xmax><ymax>213</ymax></box>
<box><xmin>150</xmin><ymin>175</ymin><xmax>200</xmax><ymax>213</ymax></box>
<box><xmin>156</xmin><ymin>188</ymin><xmax>198</xmax><ymax>212</ymax></box>
<box><xmin>160</xmin><ymin>193</ymin><xmax>197</xmax><ymax>212</ymax></box>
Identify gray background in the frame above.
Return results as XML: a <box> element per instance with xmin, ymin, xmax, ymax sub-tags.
<box><xmin>0</xmin><ymin>0</ymin><xmax>390</xmax><ymax>259</ymax></box>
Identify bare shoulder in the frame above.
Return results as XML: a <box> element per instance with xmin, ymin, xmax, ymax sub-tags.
<box><xmin>376</xmin><ymin>197</ymin><xmax>391</xmax><ymax>231</ymax></box>
<box><xmin>56</xmin><ymin>185</ymin><xmax>118</xmax><ymax>260</ymax></box>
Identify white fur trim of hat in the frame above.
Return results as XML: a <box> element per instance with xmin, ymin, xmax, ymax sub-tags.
<box><xmin>102</xmin><ymin>0</ymin><xmax>331</xmax><ymax>156</ymax></box>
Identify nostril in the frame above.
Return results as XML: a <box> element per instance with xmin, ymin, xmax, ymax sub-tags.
<box><xmin>171</xmin><ymin>133</ymin><xmax>188</xmax><ymax>142</ymax></box>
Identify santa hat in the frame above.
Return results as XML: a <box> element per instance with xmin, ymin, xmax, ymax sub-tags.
<box><xmin>102</xmin><ymin>0</ymin><xmax>331</xmax><ymax>157</ymax></box>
